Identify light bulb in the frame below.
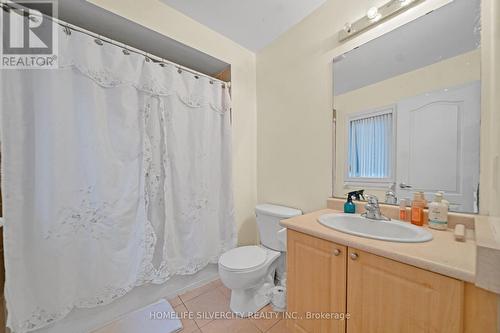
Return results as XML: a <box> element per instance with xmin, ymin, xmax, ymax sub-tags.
<box><xmin>343</xmin><ymin>23</ymin><xmax>352</xmax><ymax>34</ymax></box>
<box><xmin>366</xmin><ymin>7</ymin><xmax>380</xmax><ymax>21</ymax></box>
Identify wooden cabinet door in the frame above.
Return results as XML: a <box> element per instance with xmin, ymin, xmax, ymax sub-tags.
<box><xmin>287</xmin><ymin>230</ymin><xmax>347</xmax><ymax>333</ymax></box>
<box><xmin>347</xmin><ymin>248</ymin><xmax>463</xmax><ymax>333</ymax></box>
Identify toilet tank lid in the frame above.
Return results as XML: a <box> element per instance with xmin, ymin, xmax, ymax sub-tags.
<box><xmin>256</xmin><ymin>204</ymin><xmax>302</xmax><ymax>218</ymax></box>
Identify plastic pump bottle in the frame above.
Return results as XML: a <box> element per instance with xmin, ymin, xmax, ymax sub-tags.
<box><xmin>428</xmin><ymin>192</ymin><xmax>449</xmax><ymax>230</ymax></box>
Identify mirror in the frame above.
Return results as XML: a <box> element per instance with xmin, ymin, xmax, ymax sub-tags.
<box><xmin>333</xmin><ymin>0</ymin><xmax>481</xmax><ymax>213</ymax></box>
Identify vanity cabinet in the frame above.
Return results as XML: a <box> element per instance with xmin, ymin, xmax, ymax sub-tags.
<box><xmin>287</xmin><ymin>230</ymin><xmax>498</xmax><ymax>333</ymax></box>
<box><xmin>287</xmin><ymin>230</ymin><xmax>347</xmax><ymax>333</ymax></box>
<box><xmin>347</xmin><ymin>248</ymin><xmax>462</xmax><ymax>333</ymax></box>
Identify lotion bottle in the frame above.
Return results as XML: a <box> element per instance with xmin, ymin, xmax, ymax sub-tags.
<box><xmin>437</xmin><ymin>191</ymin><xmax>450</xmax><ymax>208</ymax></box>
<box><xmin>428</xmin><ymin>192</ymin><xmax>448</xmax><ymax>230</ymax></box>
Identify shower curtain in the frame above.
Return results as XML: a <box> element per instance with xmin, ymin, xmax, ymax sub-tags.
<box><xmin>0</xmin><ymin>26</ymin><xmax>235</xmax><ymax>333</ymax></box>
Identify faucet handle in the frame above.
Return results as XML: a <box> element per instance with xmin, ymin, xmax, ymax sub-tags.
<box><xmin>365</xmin><ymin>195</ymin><xmax>379</xmax><ymax>205</ymax></box>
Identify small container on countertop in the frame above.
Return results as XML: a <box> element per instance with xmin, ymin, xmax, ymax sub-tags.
<box><xmin>428</xmin><ymin>192</ymin><xmax>449</xmax><ymax>230</ymax></box>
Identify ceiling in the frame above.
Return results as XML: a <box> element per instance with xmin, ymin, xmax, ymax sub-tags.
<box><xmin>33</xmin><ymin>0</ymin><xmax>230</xmax><ymax>76</ymax></box>
<box><xmin>161</xmin><ymin>0</ymin><xmax>327</xmax><ymax>51</ymax></box>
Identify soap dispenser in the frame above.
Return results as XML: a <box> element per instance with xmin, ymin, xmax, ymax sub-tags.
<box><xmin>411</xmin><ymin>191</ymin><xmax>427</xmax><ymax>226</ymax></box>
<box><xmin>428</xmin><ymin>192</ymin><xmax>448</xmax><ymax>230</ymax></box>
<box><xmin>344</xmin><ymin>193</ymin><xmax>356</xmax><ymax>214</ymax></box>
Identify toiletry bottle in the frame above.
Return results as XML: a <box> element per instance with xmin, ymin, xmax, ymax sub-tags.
<box><xmin>428</xmin><ymin>192</ymin><xmax>448</xmax><ymax>230</ymax></box>
<box><xmin>344</xmin><ymin>194</ymin><xmax>356</xmax><ymax>214</ymax></box>
<box><xmin>437</xmin><ymin>191</ymin><xmax>450</xmax><ymax>208</ymax></box>
<box><xmin>399</xmin><ymin>198</ymin><xmax>408</xmax><ymax>221</ymax></box>
<box><xmin>405</xmin><ymin>197</ymin><xmax>412</xmax><ymax>221</ymax></box>
<box><xmin>411</xmin><ymin>192</ymin><xmax>426</xmax><ymax>226</ymax></box>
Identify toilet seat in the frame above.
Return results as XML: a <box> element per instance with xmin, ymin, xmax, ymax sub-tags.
<box><xmin>219</xmin><ymin>246</ymin><xmax>267</xmax><ymax>272</ymax></box>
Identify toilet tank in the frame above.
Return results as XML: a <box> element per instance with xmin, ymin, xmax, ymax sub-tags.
<box><xmin>255</xmin><ymin>204</ymin><xmax>302</xmax><ymax>251</ymax></box>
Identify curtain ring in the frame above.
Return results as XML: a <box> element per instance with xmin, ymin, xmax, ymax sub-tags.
<box><xmin>209</xmin><ymin>80</ymin><xmax>214</xmax><ymax>85</ymax></box>
<box><xmin>159</xmin><ymin>63</ymin><xmax>166</xmax><ymax>67</ymax></box>
<box><xmin>63</xmin><ymin>26</ymin><xmax>71</xmax><ymax>36</ymax></box>
<box><xmin>122</xmin><ymin>49</ymin><xmax>130</xmax><ymax>55</ymax></box>
<box><xmin>145</xmin><ymin>57</ymin><xmax>151</xmax><ymax>62</ymax></box>
<box><xmin>94</xmin><ymin>38</ymin><xmax>103</xmax><ymax>46</ymax></box>
<box><xmin>177</xmin><ymin>68</ymin><xmax>182</xmax><ymax>74</ymax></box>
<box><xmin>194</xmin><ymin>75</ymin><xmax>199</xmax><ymax>79</ymax></box>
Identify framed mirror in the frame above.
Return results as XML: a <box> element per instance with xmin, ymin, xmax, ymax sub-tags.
<box><xmin>333</xmin><ymin>0</ymin><xmax>481</xmax><ymax>213</ymax></box>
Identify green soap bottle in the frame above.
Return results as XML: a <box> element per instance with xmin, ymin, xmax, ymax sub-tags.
<box><xmin>344</xmin><ymin>195</ymin><xmax>356</xmax><ymax>214</ymax></box>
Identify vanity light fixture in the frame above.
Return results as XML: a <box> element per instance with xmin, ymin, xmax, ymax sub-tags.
<box><xmin>338</xmin><ymin>0</ymin><xmax>424</xmax><ymax>42</ymax></box>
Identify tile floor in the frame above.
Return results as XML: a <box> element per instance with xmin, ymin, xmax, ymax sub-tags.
<box><xmin>168</xmin><ymin>279</ymin><xmax>290</xmax><ymax>333</ymax></box>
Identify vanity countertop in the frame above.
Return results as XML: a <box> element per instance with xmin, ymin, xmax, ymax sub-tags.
<box><xmin>280</xmin><ymin>209</ymin><xmax>476</xmax><ymax>283</ymax></box>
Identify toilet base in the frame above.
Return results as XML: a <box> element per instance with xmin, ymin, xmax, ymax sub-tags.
<box><xmin>229</xmin><ymin>281</ymin><xmax>274</xmax><ymax>317</ymax></box>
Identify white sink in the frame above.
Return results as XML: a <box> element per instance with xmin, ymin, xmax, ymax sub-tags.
<box><xmin>318</xmin><ymin>213</ymin><xmax>433</xmax><ymax>243</ymax></box>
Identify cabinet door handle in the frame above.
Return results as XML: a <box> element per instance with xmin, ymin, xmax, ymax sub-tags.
<box><xmin>333</xmin><ymin>249</ymin><xmax>341</xmax><ymax>256</ymax></box>
<box><xmin>350</xmin><ymin>252</ymin><xmax>359</xmax><ymax>260</ymax></box>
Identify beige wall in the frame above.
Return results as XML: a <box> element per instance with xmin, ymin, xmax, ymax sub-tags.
<box><xmin>256</xmin><ymin>0</ymin><xmax>389</xmax><ymax>214</ymax></box>
<box><xmin>333</xmin><ymin>50</ymin><xmax>481</xmax><ymax>200</ymax></box>
<box><xmin>88</xmin><ymin>0</ymin><xmax>259</xmax><ymax>244</ymax></box>
<box><xmin>257</xmin><ymin>0</ymin><xmax>500</xmax><ymax>216</ymax></box>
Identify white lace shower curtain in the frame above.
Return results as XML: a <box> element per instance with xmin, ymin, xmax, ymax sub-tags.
<box><xmin>0</xmin><ymin>25</ymin><xmax>235</xmax><ymax>333</ymax></box>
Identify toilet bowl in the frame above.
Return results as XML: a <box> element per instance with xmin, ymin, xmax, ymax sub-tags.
<box><xmin>218</xmin><ymin>204</ymin><xmax>302</xmax><ymax>316</ymax></box>
<box><xmin>219</xmin><ymin>245</ymin><xmax>280</xmax><ymax>316</ymax></box>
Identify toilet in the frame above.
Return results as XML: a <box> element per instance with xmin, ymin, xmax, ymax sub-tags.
<box><xmin>218</xmin><ymin>204</ymin><xmax>302</xmax><ymax>316</ymax></box>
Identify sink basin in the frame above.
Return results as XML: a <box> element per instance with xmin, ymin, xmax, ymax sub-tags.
<box><xmin>318</xmin><ymin>213</ymin><xmax>433</xmax><ymax>243</ymax></box>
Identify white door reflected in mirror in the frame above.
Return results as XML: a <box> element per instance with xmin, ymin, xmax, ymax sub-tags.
<box><xmin>396</xmin><ymin>81</ymin><xmax>480</xmax><ymax>213</ymax></box>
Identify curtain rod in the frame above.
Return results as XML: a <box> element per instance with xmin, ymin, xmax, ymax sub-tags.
<box><xmin>0</xmin><ymin>2</ymin><xmax>231</xmax><ymax>87</ymax></box>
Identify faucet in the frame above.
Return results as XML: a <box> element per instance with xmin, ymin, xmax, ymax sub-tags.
<box><xmin>361</xmin><ymin>195</ymin><xmax>391</xmax><ymax>221</ymax></box>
